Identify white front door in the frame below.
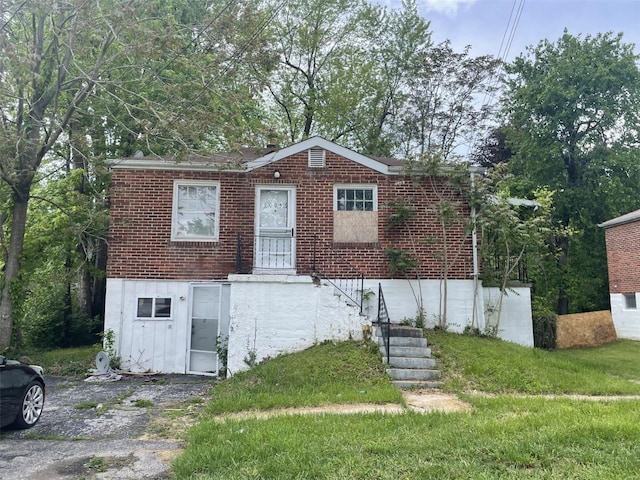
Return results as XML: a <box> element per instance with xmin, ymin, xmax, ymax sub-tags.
<box><xmin>255</xmin><ymin>186</ymin><xmax>296</xmax><ymax>272</ymax></box>
<box><xmin>188</xmin><ymin>285</ymin><xmax>220</xmax><ymax>375</ymax></box>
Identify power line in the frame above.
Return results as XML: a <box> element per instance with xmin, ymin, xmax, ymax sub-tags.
<box><xmin>164</xmin><ymin>0</ymin><xmax>288</xmax><ymax>128</ymax></box>
<box><xmin>501</xmin><ymin>0</ymin><xmax>525</xmax><ymax>63</ymax></box>
<box><xmin>136</xmin><ymin>0</ymin><xmax>239</xmax><ymax>94</ymax></box>
<box><xmin>471</xmin><ymin>0</ymin><xmax>525</xmax><ymax>156</ymax></box>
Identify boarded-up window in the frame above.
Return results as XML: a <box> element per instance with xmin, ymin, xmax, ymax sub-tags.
<box><xmin>333</xmin><ymin>185</ymin><xmax>377</xmax><ymax>243</ymax></box>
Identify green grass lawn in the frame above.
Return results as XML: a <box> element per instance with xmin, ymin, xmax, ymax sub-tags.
<box><xmin>429</xmin><ymin>331</ymin><xmax>640</xmax><ymax>394</ymax></box>
<box><xmin>204</xmin><ymin>341</ymin><xmax>402</xmax><ymax>415</ymax></box>
<box><xmin>173</xmin><ymin>334</ymin><xmax>640</xmax><ymax>479</ymax></box>
<box><xmin>10</xmin><ymin>344</ymin><xmax>100</xmax><ymax>377</ymax></box>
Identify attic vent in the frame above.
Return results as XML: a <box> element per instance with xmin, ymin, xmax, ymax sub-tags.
<box><xmin>308</xmin><ymin>148</ymin><xmax>326</xmax><ymax>168</ymax></box>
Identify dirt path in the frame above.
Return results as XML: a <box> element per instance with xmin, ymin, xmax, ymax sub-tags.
<box><xmin>211</xmin><ymin>389</ymin><xmax>640</xmax><ymax>422</ymax></box>
<box><xmin>213</xmin><ymin>390</ymin><xmax>473</xmax><ymax>422</ymax></box>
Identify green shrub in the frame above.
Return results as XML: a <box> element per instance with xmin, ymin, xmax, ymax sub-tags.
<box><xmin>20</xmin><ymin>282</ymin><xmax>68</xmax><ymax>349</ymax></box>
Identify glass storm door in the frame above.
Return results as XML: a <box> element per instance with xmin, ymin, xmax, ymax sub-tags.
<box><xmin>188</xmin><ymin>286</ymin><xmax>220</xmax><ymax>375</ymax></box>
<box><xmin>255</xmin><ymin>187</ymin><xmax>296</xmax><ymax>271</ymax></box>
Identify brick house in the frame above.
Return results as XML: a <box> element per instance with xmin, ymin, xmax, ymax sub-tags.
<box><xmin>105</xmin><ymin>137</ymin><xmax>533</xmax><ymax>375</ymax></box>
<box><xmin>600</xmin><ymin>209</ymin><xmax>640</xmax><ymax>339</ymax></box>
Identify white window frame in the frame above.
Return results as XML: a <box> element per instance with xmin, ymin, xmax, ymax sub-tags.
<box><xmin>333</xmin><ymin>184</ymin><xmax>378</xmax><ymax>212</ymax></box>
<box><xmin>135</xmin><ymin>296</ymin><xmax>173</xmax><ymax>320</ymax></box>
<box><xmin>171</xmin><ymin>180</ymin><xmax>220</xmax><ymax>241</ymax></box>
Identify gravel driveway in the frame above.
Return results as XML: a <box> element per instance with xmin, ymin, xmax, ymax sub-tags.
<box><xmin>0</xmin><ymin>374</ymin><xmax>215</xmax><ymax>480</ymax></box>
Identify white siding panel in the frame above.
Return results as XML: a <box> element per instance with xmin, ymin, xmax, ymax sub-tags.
<box><xmin>106</xmin><ymin>279</ymin><xmax>231</xmax><ymax>375</ymax></box>
<box><xmin>105</xmin><ymin>279</ymin><xmax>192</xmax><ymax>374</ymax></box>
<box><xmin>610</xmin><ymin>293</ymin><xmax>640</xmax><ymax>340</ymax></box>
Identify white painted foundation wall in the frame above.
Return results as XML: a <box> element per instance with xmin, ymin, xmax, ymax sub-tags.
<box><xmin>104</xmin><ymin>276</ymin><xmax>534</xmax><ymax>377</ymax></box>
<box><xmin>360</xmin><ymin>279</ymin><xmax>483</xmax><ymax>333</ymax></box>
<box><xmin>225</xmin><ymin>275</ymin><xmax>366</xmax><ymax>375</ymax></box>
<box><xmin>609</xmin><ymin>293</ymin><xmax>640</xmax><ymax>340</ymax></box>
<box><xmin>358</xmin><ymin>279</ymin><xmax>533</xmax><ymax>347</ymax></box>
<box><xmin>482</xmin><ymin>286</ymin><xmax>534</xmax><ymax>346</ymax></box>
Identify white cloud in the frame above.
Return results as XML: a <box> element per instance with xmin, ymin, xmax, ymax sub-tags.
<box><xmin>421</xmin><ymin>0</ymin><xmax>477</xmax><ymax>16</ymax></box>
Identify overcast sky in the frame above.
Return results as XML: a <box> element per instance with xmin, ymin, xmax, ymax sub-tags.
<box><xmin>372</xmin><ymin>0</ymin><xmax>640</xmax><ymax>61</ymax></box>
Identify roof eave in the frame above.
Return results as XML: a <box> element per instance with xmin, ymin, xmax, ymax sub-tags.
<box><xmin>244</xmin><ymin>136</ymin><xmax>392</xmax><ymax>175</ymax></box>
<box><xmin>108</xmin><ymin>158</ymin><xmax>245</xmax><ymax>172</ymax></box>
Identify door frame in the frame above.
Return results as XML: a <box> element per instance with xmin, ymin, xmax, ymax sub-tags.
<box><xmin>186</xmin><ymin>283</ymin><xmax>221</xmax><ymax>376</ymax></box>
<box><xmin>254</xmin><ymin>185</ymin><xmax>296</xmax><ymax>274</ymax></box>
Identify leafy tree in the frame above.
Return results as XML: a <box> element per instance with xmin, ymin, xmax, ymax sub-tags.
<box><xmin>396</xmin><ymin>154</ymin><xmax>475</xmax><ymax>328</ymax></box>
<box><xmin>264</xmin><ymin>0</ymin><xmax>431</xmax><ymax>155</ymax></box>
<box><xmin>476</xmin><ymin>166</ymin><xmax>554</xmax><ymax>334</ymax></box>
<box><xmin>471</xmin><ymin>126</ymin><xmax>513</xmax><ymax>167</ymax></box>
<box><xmin>0</xmin><ymin>0</ymin><xmax>274</xmax><ymax>348</ymax></box>
<box><xmin>349</xmin><ymin>0</ymin><xmax>432</xmax><ymax>155</ymax></box>
<box><xmin>397</xmin><ymin>41</ymin><xmax>501</xmax><ymax>159</ymax></box>
<box><xmin>502</xmin><ymin>31</ymin><xmax>640</xmax><ymax>315</ymax></box>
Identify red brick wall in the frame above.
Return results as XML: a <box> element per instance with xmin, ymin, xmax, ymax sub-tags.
<box><xmin>604</xmin><ymin>221</ymin><xmax>640</xmax><ymax>293</ymax></box>
<box><xmin>107</xmin><ymin>152</ymin><xmax>474</xmax><ymax>280</ymax></box>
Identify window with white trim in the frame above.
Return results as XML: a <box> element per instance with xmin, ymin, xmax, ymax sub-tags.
<box><xmin>136</xmin><ymin>297</ymin><xmax>172</xmax><ymax>319</ymax></box>
<box><xmin>333</xmin><ymin>185</ymin><xmax>378</xmax><ymax>243</ymax></box>
<box><xmin>335</xmin><ymin>186</ymin><xmax>377</xmax><ymax>211</ymax></box>
<box><xmin>172</xmin><ymin>180</ymin><xmax>220</xmax><ymax>241</ymax></box>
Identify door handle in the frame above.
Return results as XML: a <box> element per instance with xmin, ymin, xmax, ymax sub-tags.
<box><xmin>291</xmin><ymin>228</ymin><xmax>295</xmax><ymax>237</ymax></box>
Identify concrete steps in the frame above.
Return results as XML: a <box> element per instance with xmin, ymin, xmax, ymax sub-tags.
<box><xmin>381</xmin><ymin>346</ymin><xmax>433</xmax><ymax>359</ymax></box>
<box><xmin>375</xmin><ymin>324</ymin><xmax>443</xmax><ymax>390</ymax></box>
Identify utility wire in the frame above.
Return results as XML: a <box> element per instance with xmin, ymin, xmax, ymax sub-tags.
<box><xmin>471</xmin><ymin>0</ymin><xmax>525</xmax><ymax>156</ymax></box>
<box><xmin>165</xmin><ymin>0</ymin><xmax>288</xmax><ymax>128</ymax></box>
<box><xmin>130</xmin><ymin>0</ymin><xmax>239</xmax><ymax>95</ymax></box>
<box><xmin>502</xmin><ymin>0</ymin><xmax>525</xmax><ymax>62</ymax></box>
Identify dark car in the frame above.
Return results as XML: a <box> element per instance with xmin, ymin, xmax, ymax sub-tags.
<box><xmin>0</xmin><ymin>355</ymin><xmax>45</xmax><ymax>429</ymax></box>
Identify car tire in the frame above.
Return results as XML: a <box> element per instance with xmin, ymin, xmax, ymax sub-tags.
<box><xmin>12</xmin><ymin>381</ymin><xmax>45</xmax><ymax>429</ymax></box>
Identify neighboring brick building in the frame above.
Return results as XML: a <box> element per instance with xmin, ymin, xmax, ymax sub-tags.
<box><xmin>600</xmin><ymin>209</ymin><xmax>640</xmax><ymax>339</ymax></box>
<box><xmin>105</xmin><ymin>137</ymin><xmax>533</xmax><ymax>375</ymax></box>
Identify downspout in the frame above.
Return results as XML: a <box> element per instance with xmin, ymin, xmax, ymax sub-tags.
<box><xmin>470</xmin><ymin>169</ymin><xmax>481</xmax><ymax>330</ymax></box>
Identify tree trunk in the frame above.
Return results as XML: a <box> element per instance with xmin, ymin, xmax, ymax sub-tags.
<box><xmin>555</xmin><ymin>235</ymin><xmax>569</xmax><ymax>315</ymax></box>
<box><xmin>63</xmin><ymin>253</ymin><xmax>74</xmax><ymax>347</ymax></box>
<box><xmin>70</xmin><ymin>123</ymin><xmax>96</xmax><ymax>323</ymax></box>
<box><xmin>76</xmin><ymin>249</ymin><xmax>93</xmax><ymax>320</ymax></box>
<box><xmin>0</xmin><ymin>190</ymin><xmax>30</xmax><ymax>348</ymax></box>
<box><xmin>92</xmin><ymin>237</ymin><xmax>108</xmax><ymax>319</ymax></box>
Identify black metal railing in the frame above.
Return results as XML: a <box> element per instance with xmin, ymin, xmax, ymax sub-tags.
<box><xmin>312</xmin><ymin>237</ymin><xmax>365</xmax><ymax>314</ymax></box>
<box><xmin>236</xmin><ymin>233</ymin><xmax>244</xmax><ymax>272</ymax></box>
<box><xmin>377</xmin><ymin>283</ymin><xmax>391</xmax><ymax>364</ymax></box>
<box><xmin>235</xmin><ymin>233</ymin><xmax>366</xmax><ymax>314</ymax></box>
<box><xmin>254</xmin><ymin>234</ymin><xmax>295</xmax><ymax>270</ymax></box>
<box><xmin>483</xmin><ymin>253</ymin><xmax>529</xmax><ymax>284</ymax></box>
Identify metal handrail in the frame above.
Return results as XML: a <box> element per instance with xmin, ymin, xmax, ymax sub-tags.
<box><xmin>377</xmin><ymin>283</ymin><xmax>391</xmax><ymax>364</ymax></box>
<box><xmin>235</xmin><ymin>233</ymin><xmax>243</xmax><ymax>272</ymax></box>
<box><xmin>234</xmin><ymin>233</ymin><xmax>366</xmax><ymax>313</ymax></box>
<box><xmin>312</xmin><ymin>236</ymin><xmax>366</xmax><ymax>314</ymax></box>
